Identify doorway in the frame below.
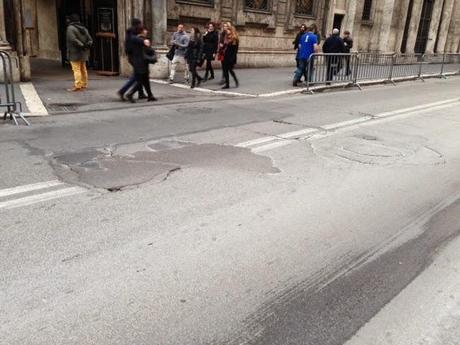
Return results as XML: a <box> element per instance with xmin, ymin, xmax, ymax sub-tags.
<box><xmin>414</xmin><ymin>0</ymin><xmax>435</xmax><ymax>53</ymax></box>
<box><xmin>56</xmin><ymin>0</ymin><xmax>119</xmax><ymax>74</ymax></box>
<box><xmin>333</xmin><ymin>14</ymin><xmax>344</xmax><ymax>33</ymax></box>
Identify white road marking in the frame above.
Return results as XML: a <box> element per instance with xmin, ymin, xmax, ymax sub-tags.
<box><xmin>251</xmin><ymin>140</ymin><xmax>294</xmax><ymax>153</ymax></box>
<box><xmin>19</xmin><ymin>83</ymin><xmax>49</xmax><ymax>116</ymax></box>
<box><xmin>236</xmin><ymin>136</ymin><xmax>282</xmax><ymax>148</ymax></box>
<box><xmin>151</xmin><ymin>79</ymin><xmax>257</xmax><ymax>97</ymax></box>
<box><xmin>321</xmin><ymin>116</ymin><xmax>373</xmax><ymax>130</ymax></box>
<box><xmin>0</xmin><ymin>187</ymin><xmax>86</xmax><ymax>210</ymax></box>
<box><xmin>375</xmin><ymin>98</ymin><xmax>459</xmax><ymax>118</ymax></box>
<box><xmin>236</xmin><ymin>99</ymin><xmax>460</xmax><ymax>153</ymax></box>
<box><xmin>0</xmin><ymin>180</ymin><xmax>63</xmax><ymax>198</ymax></box>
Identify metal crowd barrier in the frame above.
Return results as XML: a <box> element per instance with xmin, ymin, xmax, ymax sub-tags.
<box><xmin>305</xmin><ymin>53</ymin><xmax>358</xmax><ymax>90</ymax></box>
<box><xmin>0</xmin><ymin>51</ymin><xmax>29</xmax><ymax>126</ymax></box>
<box><xmin>304</xmin><ymin>52</ymin><xmax>460</xmax><ymax>92</ymax></box>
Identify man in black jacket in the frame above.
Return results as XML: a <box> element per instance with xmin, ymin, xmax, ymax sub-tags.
<box><xmin>117</xmin><ymin>18</ymin><xmax>146</xmax><ymax>101</ymax></box>
<box><xmin>322</xmin><ymin>28</ymin><xmax>346</xmax><ymax>83</ymax></box>
<box><xmin>343</xmin><ymin>30</ymin><xmax>354</xmax><ymax>76</ymax></box>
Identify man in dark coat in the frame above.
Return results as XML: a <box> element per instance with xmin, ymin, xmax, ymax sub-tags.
<box><xmin>125</xmin><ymin>28</ymin><xmax>157</xmax><ymax>103</ymax></box>
<box><xmin>293</xmin><ymin>24</ymin><xmax>307</xmax><ymax>68</ymax></box>
<box><xmin>117</xmin><ymin>18</ymin><xmax>146</xmax><ymax>100</ymax></box>
<box><xmin>322</xmin><ymin>28</ymin><xmax>346</xmax><ymax>83</ymax></box>
<box><xmin>66</xmin><ymin>14</ymin><xmax>93</xmax><ymax>91</ymax></box>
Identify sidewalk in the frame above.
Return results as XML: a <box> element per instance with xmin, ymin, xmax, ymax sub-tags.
<box><xmin>2</xmin><ymin>59</ymin><xmax>458</xmax><ymax>120</ymax></box>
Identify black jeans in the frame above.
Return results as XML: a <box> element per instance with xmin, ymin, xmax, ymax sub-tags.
<box><xmin>128</xmin><ymin>73</ymin><xmax>153</xmax><ymax>98</ymax></box>
<box><xmin>189</xmin><ymin>62</ymin><xmax>202</xmax><ymax>87</ymax></box>
<box><xmin>222</xmin><ymin>62</ymin><xmax>238</xmax><ymax>87</ymax></box>
<box><xmin>205</xmin><ymin>59</ymin><xmax>214</xmax><ymax>79</ymax></box>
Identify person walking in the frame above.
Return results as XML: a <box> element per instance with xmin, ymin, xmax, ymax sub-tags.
<box><xmin>117</xmin><ymin>18</ymin><xmax>146</xmax><ymax>101</ymax></box>
<box><xmin>125</xmin><ymin>27</ymin><xmax>157</xmax><ymax>103</ymax></box>
<box><xmin>218</xmin><ymin>22</ymin><xmax>229</xmax><ymax>85</ymax></box>
<box><xmin>169</xmin><ymin>24</ymin><xmax>190</xmax><ymax>84</ymax></box>
<box><xmin>343</xmin><ymin>30</ymin><xmax>354</xmax><ymax>76</ymax></box>
<box><xmin>66</xmin><ymin>14</ymin><xmax>93</xmax><ymax>92</ymax></box>
<box><xmin>293</xmin><ymin>24</ymin><xmax>307</xmax><ymax>68</ymax></box>
<box><xmin>221</xmin><ymin>23</ymin><xmax>239</xmax><ymax>89</ymax></box>
<box><xmin>186</xmin><ymin>27</ymin><xmax>204</xmax><ymax>89</ymax></box>
<box><xmin>202</xmin><ymin>22</ymin><xmax>218</xmax><ymax>81</ymax></box>
<box><xmin>293</xmin><ymin>26</ymin><xmax>319</xmax><ymax>87</ymax></box>
<box><xmin>322</xmin><ymin>28</ymin><xmax>345</xmax><ymax>83</ymax></box>
<box><xmin>311</xmin><ymin>23</ymin><xmax>321</xmax><ymax>45</ymax></box>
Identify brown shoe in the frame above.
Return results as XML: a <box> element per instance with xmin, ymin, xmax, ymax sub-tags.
<box><xmin>67</xmin><ymin>87</ymin><xmax>82</xmax><ymax>92</ymax></box>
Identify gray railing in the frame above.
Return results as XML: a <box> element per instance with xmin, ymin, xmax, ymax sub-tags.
<box><xmin>304</xmin><ymin>52</ymin><xmax>460</xmax><ymax>92</ymax></box>
<box><xmin>0</xmin><ymin>50</ymin><xmax>29</xmax><ymax>126</ymax></box>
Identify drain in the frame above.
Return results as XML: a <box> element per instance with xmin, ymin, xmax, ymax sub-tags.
<box><xmin>47</xmin><ymin>103</ymin><xmax>84</xmax><ymax>112</ymax></box>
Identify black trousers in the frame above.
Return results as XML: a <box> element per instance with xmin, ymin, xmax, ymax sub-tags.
<box><xmin>189</xmin><ymin>62</ymin><xmax>202</xmax><ymax>87</ymax></box>
<box><xmin>128</xmin><ymin>73</ymin><xmax>153</xmax><ymax>97</ymax></box>
<box><xmin>222</xmin><ymin>62</ymin><xmax>238</xmax><ymax>87</ymax></box>
<box><xmin>205</xmin><ymin>59</ymin><xmax>214</xmax><ymax>78</ymax></box>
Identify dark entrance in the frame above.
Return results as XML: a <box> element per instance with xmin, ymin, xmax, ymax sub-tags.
<box><xmin>56</xmin><ymin>0</ymin><xmax>119</xmax><ymax>74</ymax></box>
<box><xmin>333</xmin><ymin>14</ymin><xmax>344</xmax><ymax>33</ymax></box>
<box><xmin>414</xmin><ymin>0</ymin><xmax>435</xmax><ymax>53</ymax></box>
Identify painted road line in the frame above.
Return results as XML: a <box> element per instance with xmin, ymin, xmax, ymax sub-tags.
<box><xmin>321</xmin><ymin>116</ymin><xmax>373</xmax><ymax>131</ymax></box>
<box><xmin>236</xmin><ymin>136</ymin><xmax>281</xmax><ymax>148</ymax></box>
<box><xmin>0</xmin><ymin>187</ymin><xmax>86</xmax><ymax>210</ymax></box>
<box><xmin>236</xmin><ymin>99</ymin><xmax>460</xmax><ymax>154</ymax></box>
<box><xmin>375</xmin><ymin>98</ymin><xmax>460</xmax><ymax>118</ymax></box>
<box><xmin>19</xmin><ymin>83</ymin><xmax>49</xmax><ymax>116</ymax></box>
<box><xmin>251</xmin><ymin>140</ymin><xmax>294</xmax><ymax>153</ymax></box>
<box><xmin>0</xmin><ymin>180</ymin><xmax>64</xmax><ymax>198</ymax></box>
<box><xmin>151</xmin><ymin>79</ymin><xmax>257</xmax><ymax>97</ymax></box>
<box><xmin>236</xmin><ymin>128</ymin><xmax>319</xmax><ymax>149</ymax></box>
<box><xmin>278</xmin><ymin>127</ymin><xmax>319</xmax><ymax>139</ymax></box>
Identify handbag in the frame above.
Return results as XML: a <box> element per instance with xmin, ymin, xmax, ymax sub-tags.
<box><xmin>166</xmin><ymin>46</ymin><xmax>176</xmax><ymax>61</ymax></box>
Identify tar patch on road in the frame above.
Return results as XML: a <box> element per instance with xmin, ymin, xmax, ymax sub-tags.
<box><xmin>52</xmin><ymin>141</ymin><xmax>279</xmax><ymax>191</ymax></box>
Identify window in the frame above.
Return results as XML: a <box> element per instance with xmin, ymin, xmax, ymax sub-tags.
<box><xmin>295</xmin><ymin>0</ymin><xmax>314</xmax><ymax>16</ymax></box>
<box><xmin>245</xmin><ymin>0</ymin><xmax>271</xmax><ymax>12</ymax></box>
<box><xmin>362</xmin><ymin>0</ymin><xmax>373</xmax><ymax>21</ymax></box>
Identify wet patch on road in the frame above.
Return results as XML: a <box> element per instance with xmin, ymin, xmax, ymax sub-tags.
<box><xmin>52</xmin><ymin>140</ymin><xmax>279</xmax><ymax>191</ymax></box>
<box><xmin>222</xmin><ymin>197</ymin><xmax>460</xmax><ymax>345</ymax></box>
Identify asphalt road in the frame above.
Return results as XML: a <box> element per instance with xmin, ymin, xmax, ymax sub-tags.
<box><xmin>1</xmin><ymin>78</ymin><xmax>460</xmax><ymax>345</ymax></box>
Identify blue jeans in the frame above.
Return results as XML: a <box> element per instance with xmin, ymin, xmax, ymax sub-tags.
<box><xmin>294</xmin><ymin>58</ymin><xmax>315</xmax><ymax>82</ymax></box>
<box><xmin>119</xmin><ymin>74</ymin><xmax>137</xmax><ymax>95</ymax></box>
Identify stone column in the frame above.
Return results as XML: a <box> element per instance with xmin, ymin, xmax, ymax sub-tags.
<box><xmin>394</xmin><ymin>0</ymin><xmax>412</xmax><ymax>53</ymax></box>
<box><xmin>425</xmin><ymin>0</ymin><xmax>445</xmax><ymax>53</ymax></box>
<box><xmin>378</xmin><ymin>0</ymin><xmax>397</xmax><ymax>52</ymax></box>
<box><xmin>152</xmin><ymin>0</ymin><xmax>167</xmax><ymax>46</ymax></box>
<box><xmin>445</xmin><ymin>0</ymin><xmax>460</xmax><ymax>52</ymax></box>
<box><xmin>343</xmin><ymin>0</ymin><xmax>358</xmax><ymax>32</ymax></box>
<box><xmin>405</xmin><ymin>0</ymin><xmax>424</xmax><ymax>53</ymax></box>
<box><xmin>436</xmin><ymin>0</ymin><xmax>455</xmax><ymax>52</ymax></box>
<box><xmin>0</xmin><ymin>0</ymin><xmax>7</xmax><ymax>44</ymax></box>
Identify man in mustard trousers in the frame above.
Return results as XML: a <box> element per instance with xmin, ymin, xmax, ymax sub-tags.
<box><xmin>66</xmin><ymin>14</ymin><xmax>93</xmax><ymax>91</ymax></box>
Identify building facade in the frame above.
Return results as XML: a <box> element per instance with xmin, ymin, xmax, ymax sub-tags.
<box><xmin>0</xmin><ymin>0</ymin><xmax>459</xmax><ymax>81</ymax></box>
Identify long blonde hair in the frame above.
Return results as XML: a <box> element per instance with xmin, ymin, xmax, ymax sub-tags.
<box><xmin>225</xmin><ymin>22</ymin><xmax>239</xmax><ymax>44</ymax></box>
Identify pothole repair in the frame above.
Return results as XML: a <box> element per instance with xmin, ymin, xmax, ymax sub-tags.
<box><xmin>52</xmin><ymin>141</ymin><xmax>279</xmax><ymax>191</ymax></box>
<box><xmin>313</xmin><ymin>132</ymin><xmax>445</xmax><ymax>166</ymax></box>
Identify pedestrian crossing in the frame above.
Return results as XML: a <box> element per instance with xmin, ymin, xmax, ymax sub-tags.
<box><xmin>0</xmin><ymin>180</ymin><xmax>86</xmax><ymax>210</ymax></box>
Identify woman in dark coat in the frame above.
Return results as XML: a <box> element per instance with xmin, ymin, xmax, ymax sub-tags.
<box><xmin>218</xmin><ymin>22</ymin><xmax>229</xmax><ymax>85</ymax></box>
<box><xmin>221</xmin><ymin>23</ymin><xmax>239</xmax><ymax>89</ymax></box>
<box><xmin>185</xmin><ymin>27</ymin><xmax>204</xmax><ymax>88</ymax></box>
<box><xmin>125</xmin><ymin>28</ymin><xmax>157</xmax><ymax>103</ymax></box>
<box><xmin>202</xmin><ymin>22</ymin><xmax>218</xmax><ymax>81</ymax></box>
